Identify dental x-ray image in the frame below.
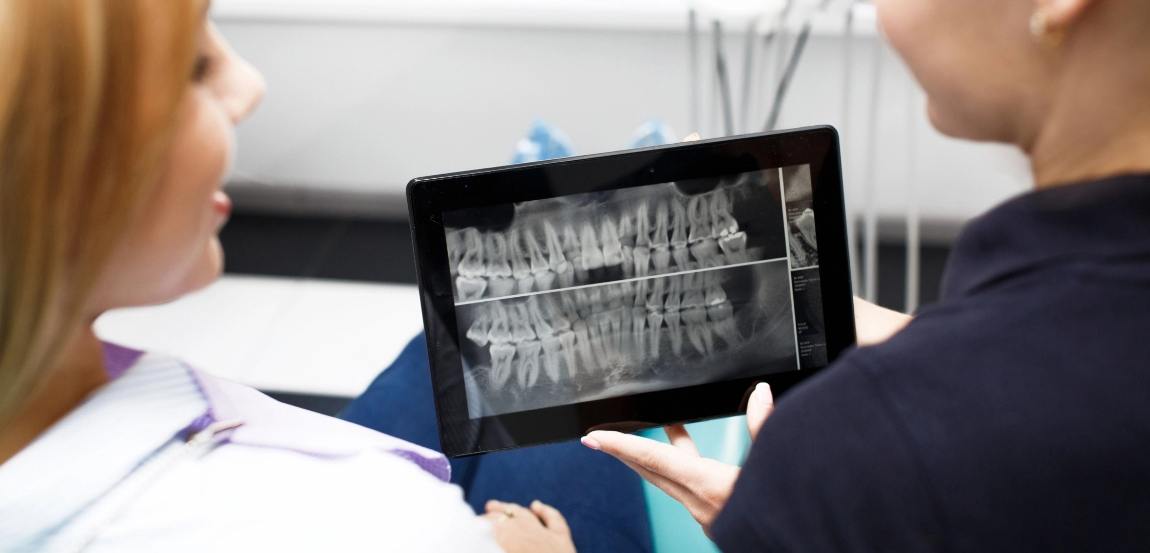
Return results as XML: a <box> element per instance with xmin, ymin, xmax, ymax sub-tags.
<box><xmin>443</xmin><ymin>169</ymin><xmax>788</xmax><ymax>303</ymax></box>
<box><xmin>782</xmin><ymin>165</ymin><xmax>818</xmax><ymax>269</ymax></box>
<box><xmin>455</xmin><ymin>261</ymin><xmax>797</xmax><ymax>417</ymax></box>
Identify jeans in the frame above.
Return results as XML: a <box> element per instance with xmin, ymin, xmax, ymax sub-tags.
<box><xmin>340</xmin><ymin>333</ymin><xmax>654</xmax><ymax>553</ymax></box>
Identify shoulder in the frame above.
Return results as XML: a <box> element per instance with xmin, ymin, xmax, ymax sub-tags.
<box><xmin>91</xmin><ymin>444</ymin><xmax>500</xmax><ymax>553</ymax></box>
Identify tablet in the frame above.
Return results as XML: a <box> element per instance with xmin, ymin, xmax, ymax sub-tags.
<box><xmin>408</xmin><ymin>126</ymin><xmax>855</xmax><ymax>457</ymax></box>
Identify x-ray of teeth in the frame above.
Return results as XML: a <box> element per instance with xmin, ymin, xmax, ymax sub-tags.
<box><xmin>782</xmin><ymin>165</ymin><xmax>819</xmax><ymax>269</ymax></box>
<box><xmin>442</xmin><ymin>169</ymin><xmax>788</xmax><ymax>303</ymax></box>
<box><xmin>455</xmin><ymin>261</ymin><xmax>797</xmax><ymax>418</ymax></box>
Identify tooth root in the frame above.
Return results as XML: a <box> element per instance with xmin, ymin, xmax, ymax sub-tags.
<box><xmin>458</xmin><ymin>228</ymin><xmax>486</xmax><ymax>278</ymax></box>
<box><xmin>708</xmin><ymin>301</ymin><xmax>740</xmax><ymax>348</ymax></box>
<box><xmin>487</xmin><ymin>303</ymin><xmax>513</xmax><ymax>344</ymax></box>
<box><xmin>456</xmin><ymin>276</ymin><xmax>488</xmax><ymax>301</ymax></box>
<box><xmin>558</xmin><ymin>330</ymin><xmax>579</xmax><ymax>379</ymax></box>
<box><xmin>541</xmin><ymin>336</ymin><xmax>563</xmax><ymax>382</ymax></box>
<box><xmin>562</xmin><ymin>226</ymin><xmax>582</xmax><ymax>275</ymax></box>
<box><xmin>664</xmin><ymin>310</ymin><xmax>683</xmax><ymax>356</ymax></box>
<box><xmin>544</xmin><ymin>222</ymin><xmax>571</xmax><ymax>276</ymax></box>
<box><xmin>618</xmin><ymin>211</ymin><xmax>634</xmax><ymax>247</ymax></box>
<box><xmin>687</xmin><ymin>195</ymin><xmax>710</xmax><ymax>243</ymax></box>
<box><xmin>540</xmin><ymin>295</ymin><xmax>571</xmax><ymax>333</ymax></box>
<box><xmin>632</xmin><ymin>308</ymin><xmax>647</xmax><ymax>362</ymax></box>
<box><xmin>490</xmin><ymin>343</ymin><xmax>516</xmax><ymax>388</ymax></box>
<box><xmin>587</xmin><ymin>316</ymin><xmax>611</xmax><ymax>369</ymax></box>
<box><xmin>511</xmin><ymin>303</ymin><xmax>537</xmax><ymax>342</ymax></box>
<box><xmin>515</xmin><ymin>340</ymin><xmax>542</xmax><ymax>389</ymax></box>
<box><xmin>796</xmin><ymin>208</ymin><xmax>817</xmax><ymax>248</ymax></box>
<box><xmin>647</xmin><ymin>312</ymin><xmax>664</xmax><ymax>357</ymax></box>
<box><xmin>572</xmin><ymin>321</ymin><xmax>598</xmax><ymax>374</ymax></box>
<box><xmin>621</xmin><ymin>246</ymin><xmax>634</xmax><ymax>278</ymax></box>
<box><xmin>710</xmin><ymin>189</ymin><xmax>739</xmax><ymax>236</ymax></box>
<box><xmin>664</xmin><ymin>276</ymin><xmax>682</xmax><ymax>313</ymax></box>
<box><xmin>596</xmin><ymin>314</ymin><xmax>615</xmax><ymax>367</ymax></box>
<box><xmin>524</xmin><ymin>227</ymin><xmax>550</xmax><ymax>272</ymax></box>
<box><xmin>672</xmin><ymin>246</ymin><xmax>691</xmax><ymax>270</ymax></box>
<box><xmin>718</xmin><ymin>231</ymin><xmax>748</xmax><ymax>263</ymax></box>
<box><xmin>466</xmin><ymin>308</ymin><xmax>492</xmax><ymax>347</ymax></box>
<box><xmin>446</xmin><ymin>230</ymin><xmax>466</xmax><ymax>273</ymax></box>
<box><xmin>619</xmin><ymin>308</ymin><xmax>634</xmax><ymax>365</ymax></box>
<box><xmin>634</xmin><ymin>202</ymin><xmax>651</xmax><ymax>248</ymax></box>
<box><xmin>486</xmin><ymin>233</ymin><xmax>517</xmax><ymax>296</ymax></box>
<box><xmin>686</xmin><ymin>324</ymin><xmax>706</xmax><ymax>355</ymax></box>
<box><xmin>560</xmin><ymin>292</ymin><xmax>582</xmax><ymax>322</ymax></box>
<box><xmin>633</xmin><ymin>279</ymin><xmax>649</xmax><ymax>309</ymax></box>
<box><xmin>600</xmin><ymin>218</ymin><xmax>624</xmax><ymax>267</ymax></box>
<box><xmin>670</xmin><ymin>198</ymin><xmax>688</xmax><ymax>249</ymax></box>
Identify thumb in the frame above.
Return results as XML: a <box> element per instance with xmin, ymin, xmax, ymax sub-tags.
<box><xmin>746</xmin><ymin>383</ymin><xmax>775</xmax><ymax>438</ymax></box>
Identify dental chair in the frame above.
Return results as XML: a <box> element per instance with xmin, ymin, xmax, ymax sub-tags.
<box><xmin>640</xmin><ymin>416</ymin><xmax>751</xmax><ymax>553</ymax></box>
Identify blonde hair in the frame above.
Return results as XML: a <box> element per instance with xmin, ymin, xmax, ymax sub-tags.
<box><xmin>0</xmin><ymin>0</ymin><xmax>204</xmax><ymax>423</ymax></box>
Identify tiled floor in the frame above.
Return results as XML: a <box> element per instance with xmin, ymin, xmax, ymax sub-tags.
<box><xmin>96</xmin><ymin>212</ymin><xmax>952</xmax><ymax>410</ymax></box>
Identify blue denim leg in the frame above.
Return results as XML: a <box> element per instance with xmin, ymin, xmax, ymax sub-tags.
<box><xmin>340</xmin><ymin>333</ymin><xmax>653</xmax><ymax>553</ymax></box>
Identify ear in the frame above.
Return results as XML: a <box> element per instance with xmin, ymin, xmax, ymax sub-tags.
<box><xmin>1035</xmin><ymin>0</ymin><xmax>1099</xmax><ymax>29</ymax></box>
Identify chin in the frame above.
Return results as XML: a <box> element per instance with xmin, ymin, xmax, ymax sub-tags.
<box><xmin>179</xmin><ymin>238</ymin><xmax>226</xmax><ymax>297</ymax></box>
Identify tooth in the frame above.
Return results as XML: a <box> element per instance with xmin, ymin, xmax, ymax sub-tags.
<box><xmin>687</xmin><ymin>195</ymin><xmax>710</xmax><ymax>243</ymax></box>
<box><xmin>647</xmin><ymin>311</ymin><xmax>664</xmax><ymax>357</ymax></box>
<box><xmin>508</xmin><ymin>229</ymin><xmax>534</xmax><ymax>294</ymax></box>
<box><xmin>646</xmin><ymin>278</ymin><xmax>666</xmax><ymax>313</ymax></box>
<box><xmin>563</xmin><ymin>225</ymin><xmax>583</xmax><ymax>280</ymax></box>
<box><xmin>682</xmin><ymin>285</ymin><xmax>710</xmax><ymax>355</ymax></box>
<box><xmin>708</xmin><ymin>300</ymin><xmax>740</xmax><ymax>349</ymax></box>
<box><xmin>466</xmin><ymin>306</ymin><xmax>492</xmax><ymax>347</ymax></box>
<box><xmin>634</xmin><ymin>201</ymin><xmax>651</xmax><ymax>248</ymax></box>
<box><xmin>619</xmin><ymin>308</ymin><xmax>634</xmax><ymax>365</ymax></box>
<box><xmin>587</xmin><ymin>316</ymin><xmax>612</xmax><ymax>371</ymax></box>
<box><xmin>515</xmin><ymin>340</ymin><xmax>542</xmax><ymax>389</ymax></box>
<box><xmin>600</xmin><ymin>218</ymin><xmax>624</xmax><ymax>267</ymax></box>
<box><xmin>633</xmin><ymin>278</ymin><xmax>649</xmax><ymax>309</ymax></box>
<box><xmin>619</xmin><ymin>210</ymin><xmax>635</xmax><ymax>246</ymax></box>
<box><xmin>525</xmin><ymin>296</ymin><xmax>555</xmax><ymax>337</ymax></box>
<box><xmin>633</xmin><ymin>247</ymin><xmax>650</xmax><ymax>277</ymax></box>
<box><xmin>490</xmin><ymin>343</ymin><xmax>516</xmax><ymax>388</ymax></box>
<box><xmin>534</xmin><ymin>270</ymin><xmax>556</xmax><ymax>292</ymax></box>
<box><xmin>718</xmin><ymin>231</ymin><xmax>748</xmax><ymax>263</ymax></box>
<box><xmin>540</xmin><ymin>335</ymin><xmax>563</xmax><ymax>382</ymax></box>
<box><xmin>455</xmin><ymin>277</ymin><xmax>487</xmax><ymax>301</ymax></box>
<box><xmin>796</xmin><ymin>208</ymin><xmax>817</xmax><ymax>248</ymax></box>
<box><xmin>572</xmin><ymin>320</ymin><xmax>598</xmax><ymax>374</ymax></box>
<box><xmin>539</xmin><ymin>295</ymin><xmax>571</xmax><ymax>333</ymax></box>
<box><xmin>608</xmin><ymin>308</ymin><xmax>625</xmax><ymax>364</ymax></box>
<box><xmin>559</xmin><ymin>291</ymin><xmax>582</xmax><ymax>322</ymax></box>
<box><xmin>458</xmin><ymin>228</ymin><xmax>486</xmax><ymax>278</ymax></box>
<box><xmin>663</xmin><ymin>277</ymin><xmax>683</xmax><ymax>355</ymax></box>
<box><xmin>558</xmin><ymin>330</ymin><xmax>579</xmax><ymax>379</ymax></box>
<box><xmin>670</xmin><ymin>199</ymin><xmax>690</xmax><ymax>269</ymax></box>
<box><xmin>690</xmin><ymin>239</ymin><xmax>721</xmax><ymax>268</ymax></box>
<box><xmin>525</xmin><ymin>227</ymin><xmax>551</xmax><ymax>274</ymax></box>
<box><xmin>596</xmin><ymin>313</ymin><xmax>615</xmax><ymax>367</ymax></box>
<box><xmin>650</xmin><ymin>201</ymin><xmax>671</xmax><ymax>272</ymax></box>
<box><xmin>446</xmin><ymin>229</ymin><xmax>465</xmax><ymax>275</ymax></box>
<box><xmin>631</xmin><ymin>307</ymin><xmax>647</xmax><ymax>362</ymax></box>
<box><xmin>687</xmin><ymin>324</ymin><xmax>713</xmax><ymax>355</ymax></box>
<box><xmin>574</xmin><ymin>288</ymin><xmax>593</xmax><ymax>319</ymax></box>
<box><xmin>621</xmin><ymin>245</ymin><xmax>635</xmax><ymax>278</ymax></box>
<box><xmin>486</xmin><ymin>233</ymin><xmax>516</xmax><ymax>297</ymax></box>
<box><xmin>543</xmin><ymin>222</ymin><xmax>573</xmax><ymax>288</ymax></box>
<box><xmin>579</xmin><ymin>223</ymin><xmax>606</xmax><ymax>273</ymax></box>
<box><xmin>487</xmin><ymin>302</ymin><xmax>513</xmax><ymax>344</ymax></box>
<box><xmin>710</xmin><ymin>189</ymin><xmax>739</xmax><ymax>237</ymax></box>
<box><xmin>511</xmin><ymin>302</ymin><xmax>537</xmax><ymax>342</ymax></box>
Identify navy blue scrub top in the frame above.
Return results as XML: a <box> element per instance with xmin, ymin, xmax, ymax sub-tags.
<box><xmin>712</xmin><ymin>173</ymin><xmax>1150</xmax><ymax>552</ymax></box>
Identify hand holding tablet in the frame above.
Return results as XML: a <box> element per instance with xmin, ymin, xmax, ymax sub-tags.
<box><xmin>408</xmin><ymin>127</ymin><xmax>856</xmax><ymax>457</ymax></box>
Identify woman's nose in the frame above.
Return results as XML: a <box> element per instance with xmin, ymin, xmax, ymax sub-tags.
<box><xmin>226</xmin><ymin>57</ymin><xmax>266</xmax><ymax>125</ymax></box>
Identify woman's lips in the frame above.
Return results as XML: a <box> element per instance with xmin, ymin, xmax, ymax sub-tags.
<box><xmin>212</xmin><ymin>190</ymin><xmax>233</xmax><ymax>226</ymax></box>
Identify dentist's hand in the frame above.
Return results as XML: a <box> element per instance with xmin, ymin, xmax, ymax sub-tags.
<box><xmin>581</xmin><ymin>383</ymin><xmax>775</xmax><ymax>534</ymax></box>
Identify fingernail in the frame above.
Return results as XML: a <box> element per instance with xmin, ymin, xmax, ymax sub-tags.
<box><xmin>755</xmin><ymin>382</ymin><xmax>773</xmax><ymax>404</ymax></box>
<box><xmin>580</xmin><ymin>435</ymin><xmax>601</xmax><ymax>451</ymax></box>
<box><xmin>531</xmin><ymin>500</ymin><xmax>543</xmax><ymax>509</ymax></box>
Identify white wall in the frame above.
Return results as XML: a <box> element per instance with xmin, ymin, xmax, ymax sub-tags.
<box><xmin>216</xmin><ymin>1</ymin><xmax>1032</xmax><ymax>240</ymax></box>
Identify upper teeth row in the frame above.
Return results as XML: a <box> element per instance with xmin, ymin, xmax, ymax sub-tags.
<box><xmin>448</xmin><ymin>189</ymin><xmax>748</xmax><ymax>302</ymax></box>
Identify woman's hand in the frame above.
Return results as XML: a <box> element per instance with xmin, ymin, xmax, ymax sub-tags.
<box><xmin>481</xmin><ymin>499</ymin><xmax>577</xmax><ymax>553</ymax></box>
<box><xmin>581</xmin><ymin>383</ymin><xmax>776</xmax><ymax>534</ymax></box>
<box><xmin>854</xmin><ymin>297</ymin><xmax>913</xmax><ymax>346</ymax></box>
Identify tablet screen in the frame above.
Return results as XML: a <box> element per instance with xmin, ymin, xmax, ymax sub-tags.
<box><xmin>441</xmin><ymin>164</ymin><xmax>827</xmax><ymax>419</ymax></box>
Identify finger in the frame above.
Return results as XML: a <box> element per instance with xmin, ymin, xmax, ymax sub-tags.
<box><xmin>530</xmin><ymin>500</ymin><xmax>571</xmax><ymax>537</ymax></box>
<box><xmin>485</xmin><ymin>500</ymin><xmax>536</xmax><ymax>523</ymax></box>
<box><xmin>586</xmin><ymin>430</ymin><xmax>706</xmax><ymax>483</ymax></box>
<box><xmin>664</xmin><ymin>424</ymin><xmax>700</xmax><ymax>456</ymax></box>
<box><xmin>618</xmin><ymin>458</ymin><xmax>721</xmax><ymax>530</ymax></box>
<box><xmin>746</xmin><ymin>383</ymin><xmax>775</xmax><ymax>438</ymax></box>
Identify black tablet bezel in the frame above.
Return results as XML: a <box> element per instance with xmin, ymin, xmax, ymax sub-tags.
<box><xmin>408</xmin><ymin>126</ymin><xmax>856</xmax><ymax>457</ymax></box>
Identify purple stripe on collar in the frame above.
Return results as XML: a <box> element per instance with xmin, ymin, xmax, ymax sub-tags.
<box><xmin>102</xmin><ymin>342</ymin><xmax>145</xmax><ymax>379</ymax></box>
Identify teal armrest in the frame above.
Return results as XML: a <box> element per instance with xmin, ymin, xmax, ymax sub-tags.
<box><xmin>639</xmin><ymin>417</ymin><xmax>750</xmax><ymax>553</ymax></box>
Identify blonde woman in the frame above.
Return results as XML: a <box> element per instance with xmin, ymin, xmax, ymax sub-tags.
<box><xmin>589</xmin><ymin>0</ymin><xmax>1150</xmax><ymax>550</ymax></box>
<box><xmin>0</xmin><ymin>2</ymin><xmax>576</xmax><ymax>551</ymax></box>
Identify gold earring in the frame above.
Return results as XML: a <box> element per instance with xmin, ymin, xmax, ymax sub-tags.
<box><xmin>1030</xmin><ymin>9</ymin><xmax>1065</xmax><ymax>47</ymax></box>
